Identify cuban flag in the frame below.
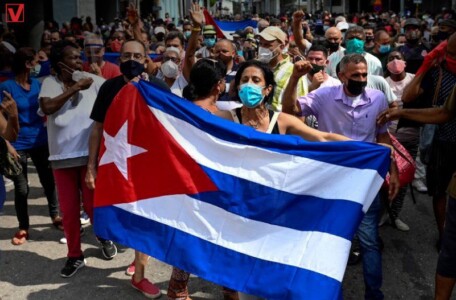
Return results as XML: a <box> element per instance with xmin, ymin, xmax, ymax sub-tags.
<box><xmin>203</xmin><ymin>9</ymin><xmax>257</xmax><ymax>40</ymax></box>
<box><xmin>93</xmin><ymin>80</ymin><xmax>390</xmax><ymax>299</ymax></box>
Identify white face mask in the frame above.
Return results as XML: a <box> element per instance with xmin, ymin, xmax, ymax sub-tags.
<box><xmin>282</xmin><ymin>46</ymin><xmax>289</xmax><ymax>54</ymax></box>
<box><xmin>161</xmin><ymin>60</ymin><xmax>179</xmax><ymax>79</ymax></box>
<box><xmin>72</xmin><ymin>70</ymin><xmax>89</xmax><ymax>82</ymax></box>
<box><xmin>30</xmin><ymin>64</ymin><xmax>41</xmax><ymax>77</ymax></box>
<box><xmin>258</xmin><ymin>46</ymin><xmax>279</xmax><ymax>63</ymax></box>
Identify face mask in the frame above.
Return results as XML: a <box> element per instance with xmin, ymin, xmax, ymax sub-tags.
<box><xmin>58</xmin><ymin>61</ymin><xmax>78</xmax><ymax>77</ymax></box>
<box><xmin>345</xmin><ymin>38</ymin><xmax>365</xmax><ymax>54</ymax></box>
<box><xmin>366</xmin><ymin>36</ymin><xmax>374</xmax><ymax>43</ymax></box>
<box><xmin>72</xmin><ymin>70</ymin><xmax>89</xmax><ymax>82</ymax></box>
<box><xmin>120</xmin><ymin>60</ymin><xmax>145</xmax><ymax>80</ymax></box>
<box><xmin>395</xmin><ymin>42</ymin><xmax>405</xmax><ymax>48</ymax></box>
<box><xmin>387</xmin><ymin>59</ymin><xmax>406</xmax><ymax>74</ymax></box>
<box><xmin>323</xmin><ymin>25</ymin><xmax>330</xmax><ymax>32</ymax></box>
<box><xmin>445</xmin><ymin>55</ymin><xmax>456</xmax><ymax>74</ymax></box>
<box><xmin>379</xmin><ymin>44</ymin><xmax>391</xmax><ymax>54</ymax></box>
<box><xmin>437</xmin><ymin>31</ymin><xmax>450</xmax><ymax>41</ymax></box>
<box><xmin>345</xmin><ymin>79</ymin><xmax>367</xmax><ymax>96</ymax></box>
<box><xmin>309</xmin><ymin>64</ymin><xmax>325</xmax><ymax>75</ymax></box>
<box><xmin>405</xmin><ymin>31</ymin><xmax>420</xmax><ymax>44</ymax></box>
<box><xmin>30</xmin><ymin>63</ymin><xmax>41</xmax><ymax>77</ymax></box>
<box><xmin>184</xmin><ymin>31</ymin><xmax>191</xmax><ymax>39</ymax></box>
<box><xmin>110</xmin><ymin>39</ymin><xmax>123</xmax><ymax>52</ymax></box>
<box><xmin>326</xmin><ymin>41</ymin><xmax>339</xmax><ymax>52</ymax></box>
<box><xmin>238</xmin><ymin>83</ymin><xmax>265</xmax><ymax>108</ymax></box>
<box><xmin>282</xmin><ymin>47</ymin><xmax>289</xmax><ymax>55</ymax></box>
<box><xmin>205</xmin><ymin>38</ymin><xmax>216</xmax><ymax>47</ymax></box>
<box><xmin>161</xmin><ymin>60</ymin><xmax>179</xmax><ymax>79</ymax></box>
<box><xmin>258</xmin><ymin>46</ymin><xmax>279</xmax><ymax>63</ymax></box>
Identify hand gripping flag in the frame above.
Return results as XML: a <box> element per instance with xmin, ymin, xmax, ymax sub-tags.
<box><xmin>94</xmin><ymin>80</ymin><xmax>390</xmax><ymax>299</ymax></box>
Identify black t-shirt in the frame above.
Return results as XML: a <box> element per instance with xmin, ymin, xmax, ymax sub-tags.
<box><xmin>90</xmin><ymin>75</ymin><xmax>170</xmax><ymax>123</ymax></box>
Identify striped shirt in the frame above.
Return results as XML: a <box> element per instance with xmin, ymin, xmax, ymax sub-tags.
<box><xmin>270</xmin><ymin>55</ymin><xmax>307</xmax><ymax>112</ymax></box>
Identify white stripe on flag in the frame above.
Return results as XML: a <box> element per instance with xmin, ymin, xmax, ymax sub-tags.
<box><xmin>115</xmin><ymin>194</ymin><xmax>351</xmax><ymax>282</ymax></box>
<box><xmin>150</xmin><ymin>107</ymin><xmax>383</xmax><ymax>212</ymax></box>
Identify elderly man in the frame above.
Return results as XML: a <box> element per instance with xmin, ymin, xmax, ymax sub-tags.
<box><xmin>326</xmin><ymin>26</ymin><xmax>383</xmax><ymax>78</ymax></box>
<box><xmin>83</xmin><ymin>34</ymin><xmax>121</xmax><ymax>79</ymax></box>
<box><xmin>283</xmin><ymin>54</ymin><xmax>399</xmax><ymax>300</ymax></box>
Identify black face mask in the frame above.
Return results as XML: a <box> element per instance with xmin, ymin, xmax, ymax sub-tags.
<box><xmin>365</xmin><ymin>36</ymin><xmax>374</xmax><ymax>43</ymax></box>
<box><xmin>120</xmin><ymin>60</ymin><xmax>145</xmax><ymax>80</ymax></box>
<box><xmin>326</xmin><ymin>41</ymin><xmax>339</xmax><ymax>52</ymax></box>
<box><xmin>309</xmin><ymin>64</ymin><xmax>325</xmax><ymax>75</ymax></box>
<box><xmin>437</xmin><ymin>31</ymin><xmax>450</xmax><ymax>42</ymax></box>
<box><xmin>346</xmin><ymin>79</ymin><xmax>367</xmax><ymax>96</ymax></box>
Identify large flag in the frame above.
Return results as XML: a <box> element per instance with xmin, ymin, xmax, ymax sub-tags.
<box><xmin>203</xmin><ymin>9</ymin><xmax>258</xmax><ymax>40</ymax></box>
<box><xmin>93</xmin><ymin>80</ymin><xmax>390</xmax><ymax>299</ymax></box>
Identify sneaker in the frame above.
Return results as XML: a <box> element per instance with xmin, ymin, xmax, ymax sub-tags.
<box><xmin>394</xmin><ymin>218</ymin><xmax>410</xmax><ymax>231</ymax></box>
<box><xmin>60</xmin><ymin>256</ymin><xmax>86</xmax><ymax>278</ymax></box>
<box><xmin>60</xmin><ymin>227</ymin><xmax>85</xmax><ymax>244</ymax></box>
<box><xmin>125</xmin><ymin>260</ymin><xmax>135</xmax><ymax>276</ymax></box>
<box><xmin>80</xmin><ymin>211</ymin><xmax>90</xmax><ymax>225</ymax></box>
<box><xmin>412</xmin><ymin>179</ymin><xmax>428</xmax><ymax>193</ymax></box>
<box><xmin>131</xmin><ymin>277</ymin><xmax>161</xmax><ymax>299</ymax></box>
<box><xmin>98</xmin><ymin>238</ymin><xmax>117</xmax><ymax>260</ymax></box>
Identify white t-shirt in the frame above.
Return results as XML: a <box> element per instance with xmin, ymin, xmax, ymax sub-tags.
<box><xmin>170</xmin><ymin>75</ymin><xmax>188</xmax><ymax>97</ymax></box>
<box><xmin>385</xmin><ymin>73</ymin><xmax>415</xmax><ymax>107</ymax></box>
<box><xmin>39</xmin><ymin>73</ymin><xmax>106</xmax><ymax>161</ymax></box>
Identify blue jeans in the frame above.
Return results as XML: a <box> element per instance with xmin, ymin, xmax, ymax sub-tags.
<box><xmin>357</xmin><ymin>193</ymin><xmax>383</xmax><ymax>300</ymax></box>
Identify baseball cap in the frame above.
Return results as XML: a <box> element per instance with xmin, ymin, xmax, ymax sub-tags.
<box><xmin>336</xmin><ymin>21</ymin><xmax>349</xmax><ymax>31</ymax></box>
<box><xmin>439</xmin><ymin>19</ymin><xmax>456</xmax><ymax>30</ymax></box>
<box><xmin>404</xmin><ymin>18</ymin><xmax>421</xmax><ymax>28</ymax></box>
<box><xmin>258</xmin><ymin>26</ymin><xmax>286</xmax><ymax>44</ymax></box>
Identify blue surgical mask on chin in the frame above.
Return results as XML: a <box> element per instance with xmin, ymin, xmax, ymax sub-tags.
<box><xmin>379</xmin><ymin>44</ymin><xmax>391</xmax><ymax>54</ymax></box>
<box><xmin>238</xmin><ymin>83</ymin><xmax>265</xmax><ymax>108</ymax></box>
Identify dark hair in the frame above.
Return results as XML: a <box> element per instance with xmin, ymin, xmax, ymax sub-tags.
<box><xmin>362</xmin><ymin>23</ymin><xmax>375</xmax><ymax>31</ymax></box>
<box><xmin>374</xmin><ymin>30</ymin><xmax>388</xmax><ymax>42</ymax></box>
<box><xmin>49</xmin><ymin>40</ymin><xmax>79</xmax><ymax>74</ymax></box>
<box><xmin>12</xmin><ymin>47</ymin><xmax>36</xmax><ymax>75</ymax></box>
<box><xmin>307</xmin><ymin>44</ymin><xmax>329</xmax><ymax>58</ymax></box>
<box><xmin>233</xmin><ymin>60</ymin><xmax>276</xmax><ymax>104</ymax></box>
<box><xmin>345</xmin><ymin>25</ymin><xmax>366</xmax><ymax>41</ymax></box>
<box><xmin>183</xmin><ymin>59</ymin><xmax>227</xmax><ymax>101</ymax></box>
<box><xmin>165</xmin><ymin>31</ymin><xmax>184</xmax><ymax>47</ymax></box>
<box><xmin>0</xmin><ymin>44</ymin><xmax>14</xmax><ymax>72</ymax></box>
<box><xmin>339</xmin><ymin>53</ymin><xmax>367</xmax><ymax>73</ymax></box>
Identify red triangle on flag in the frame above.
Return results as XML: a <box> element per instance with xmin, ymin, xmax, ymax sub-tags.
<box><xmin>94</xmin><ymin>83</ymin><xmax>218</xmax><ymax>207</ymax></box>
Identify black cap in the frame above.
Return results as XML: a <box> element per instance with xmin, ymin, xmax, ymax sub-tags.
<box><xmin>439</xmin><ymin>19</ymin><xmax>456</xmax><ymax>30</ymax></box>
<box><xmin>230</xmin><ymin>29</ymin><xmax>245</xmax><ymax>38</ymax></box>
<box><xmin>404</xmin><ymin>18</ymin><xmax>421</xmax><ymax>28</ymax></box>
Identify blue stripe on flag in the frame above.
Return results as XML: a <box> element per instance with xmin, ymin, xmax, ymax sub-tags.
<box><xmin>94</xmin><ymin>205</ymin><xmax>343</xmax><ymax>300</ymax></box>
<box><xmin>195</xmin><ymin>165</ymin><xmax>364</xmax><ymax>240</ymax></box>
<box><xmin>214</xmin><ymin>20</ymin><xmax>258</xmax><ymax>31</ymax></box>
<box><xmin>133</xmin><ymin>80</ymin><xmax>390</xmax><ymax>176</ymax></box>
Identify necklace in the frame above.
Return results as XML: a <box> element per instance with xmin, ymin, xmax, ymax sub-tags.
<box><xmin>241</xmin><ymin>106</ymin><xmax>268</xmax><ymax>129</ymax></box>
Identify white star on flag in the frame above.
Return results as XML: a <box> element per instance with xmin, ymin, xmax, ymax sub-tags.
<box><xmin>99</xmin><ymin>121</ymin><xmax>147</xmax><ymax>180</ymax></box>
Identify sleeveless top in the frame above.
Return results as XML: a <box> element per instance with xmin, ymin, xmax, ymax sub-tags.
<box><xmin>230</xmin><ymin>108</ymin><xmax>280</xmax><ymax>134</ymax></box>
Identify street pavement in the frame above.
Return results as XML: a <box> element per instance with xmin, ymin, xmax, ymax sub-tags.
<box><xmin>0</xmin><ymin>164</ymin><xmax>446</xmax><ymax>299</ymax></box>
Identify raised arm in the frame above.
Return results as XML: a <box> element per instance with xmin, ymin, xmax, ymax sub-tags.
<box><xmin>401</xmin><ymin>70</ymin><xmax>426</xmax><ymax>103</ymax></box>
<box><xmin>292</xmin><ymin>10</ymin><xmax>311</xmax><ymax>55</ymax></box>
<box><xmin>282</xmin><ymin>60</ymin><xmax>312</xmax><ymax>116</ymax></box>
<box><xmin>183</xmin><ymin>2</ymin><xmax>204</xmax><ymax>82</ymax></box>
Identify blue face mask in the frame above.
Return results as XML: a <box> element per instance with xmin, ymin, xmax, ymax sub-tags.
<box><xmin>238</xmin><ymin>83</ymin><xmax>264</xmax><ymax>108</ymax></box>
<box><xmin>205</xmin><ymin>38</ymin><xmax>216</xmax><ymax>47</ymax></box>
<box><xmin>184</xmin><ymin>31</ymin><xmax>191</xmax><ymax>39</ymax></box>
<box><xmin>379</xmin><ymin>44</ymin><xmax>391</xmax><ymax>54</ymax></box>
<box><xmin>345</xmin><ymin>38</ymin><xmax>365</xmax><ymax>54</ymax></box>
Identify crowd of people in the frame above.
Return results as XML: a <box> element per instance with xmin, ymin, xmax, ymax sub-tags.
<box><xmin>1</xmin><ymin>2</ymin><xmax>456</xmax><ymax>299</ymax></box>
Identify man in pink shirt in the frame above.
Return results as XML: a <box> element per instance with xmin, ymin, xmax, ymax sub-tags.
<box><xmin>83</xmin><ymin>34</ymin><xmax>121</xmax><ymax>80</ymax></box>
